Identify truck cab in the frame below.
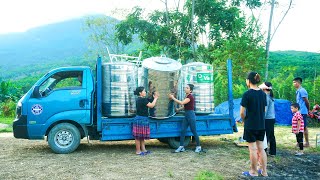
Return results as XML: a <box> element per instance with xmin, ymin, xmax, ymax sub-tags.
<box><xmin>13</xmin><ymin>67</ymin><xmax>94</xmax><ymax>152</ymax></box>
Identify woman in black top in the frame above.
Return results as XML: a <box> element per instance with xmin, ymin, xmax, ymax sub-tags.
<box><xmin>240</xmin><ymin>72</ymin><xmax>268</xmax><ymax>177</ymax></box>
<box><xmin>133</xmin><ymin>86</ymin><xmax>158</xmax><ymax>155</ymax></box>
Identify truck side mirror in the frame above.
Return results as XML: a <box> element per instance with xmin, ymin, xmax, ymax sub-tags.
<box><xmin>33</xmin><ymin>86</ymin><xmax>41</xmax><ymax>98</ymax></box>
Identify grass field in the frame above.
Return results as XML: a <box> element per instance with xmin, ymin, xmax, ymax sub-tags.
<box><xmin>0</xmin><ymin>117</ymin><xmax>13</xmax><ymax>132</ymax></box>
<box><xmin>0</xmin><ymin>117</ymin><xmax>319</xmax><ymax>179</ymax></box>
<box><xmin>0</xmin><ymin>117</ymin><xmax>13</xmax><ymax>124</ymax></box>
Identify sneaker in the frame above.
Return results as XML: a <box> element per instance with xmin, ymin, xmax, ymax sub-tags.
<box><xmin>295</xmin><ymin>152</ymin><xmax>304</xmax><ymax>156</ymax></box>
<box><xmin>175</xmin><ymin>146</ymin><xmax>185</xmax><ymax>153</ymax></box>
<box><xmin>195</xmin><ymin>146</ymin><xmax>202</xmax><ymax>153</ymax></box>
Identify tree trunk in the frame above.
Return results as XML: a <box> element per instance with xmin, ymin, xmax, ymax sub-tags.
<box><xmin>265</xmin><ymin>0</ymin><xmax>275</xmax><ymax>80</ymax></box>
<box><xmin>265</xmin><ymin>0</ymin><xmax>293</xmax><ymax>80</ymax></box>
<box><xmin>189</xmin><ymin>0</ymin><xmax>195</xmax><ymax>60</ymax></box>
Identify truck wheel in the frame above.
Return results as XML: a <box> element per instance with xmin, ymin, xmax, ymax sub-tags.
<box><xmin>157</xmin><ymin>138</ymin><xmax>168</xmax><ymax>143</ymax></box>
<box><xmin>167</xmin><ymin>136</ymin><xmax>190</xmax><ymax>149</ymax></box>
<box><xmin>48</xmin><ymin>123</ymin><xmax>81</xmax><ymax>154</ymax></box>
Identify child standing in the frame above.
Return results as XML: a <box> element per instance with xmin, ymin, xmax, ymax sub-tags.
<box><xmin>291</xmin><ymin>103</ymin><xmax>305</xmax><ymax>156</ymax></box>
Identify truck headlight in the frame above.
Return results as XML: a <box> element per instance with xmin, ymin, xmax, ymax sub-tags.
<box><xmin>16</xmin><ymin>105</ymin><xmax>22</xmax><ymax>119</ymax></box>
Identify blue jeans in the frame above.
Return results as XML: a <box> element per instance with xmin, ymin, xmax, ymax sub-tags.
<box><xmin>179</xmin><ymin>110</ymin><xmax>200</xmax><ymax>146</ymax></box>
<box><xmin>302</xmin><ymin>114</ymin><xmax>308</xmax><ymax>128</ymax></box>
<box><xmin>265</xmin><ymin>119</ymin><xmax>276</xmax><ymax>155</ymax></box>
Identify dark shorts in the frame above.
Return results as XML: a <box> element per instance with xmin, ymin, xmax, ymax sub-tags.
<box><xmin>243</xmin><ymin>129</ymin><xmax>265</xmax><ymax>143</ymax></box>
<box><xmin>302</xmin><ymin>114</ymin><xmax>308</xmax><ymax>128</ymax></box>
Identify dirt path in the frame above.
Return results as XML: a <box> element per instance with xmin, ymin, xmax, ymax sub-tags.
<box><xmin>0</xmin><ymin>132</ymin><xmax>12</xmax><ymax>138</ymax></box>
<box><xmin>0</xmin><ymin>123</ymin><xmax>10</xmax><ymax>129</ymax></box>
<box><xmin>1</xmin><ymin>133</ymin><xmax>319</xmax><ymax>180</ymax></box>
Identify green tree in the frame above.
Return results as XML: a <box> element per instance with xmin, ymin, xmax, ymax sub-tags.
<box><xmin>84</xmin><ymin>15</ymin><xmax>124</xmax><ymax>56</ymax></box>
<box><xmin>0</xmin><ymin>80</ymin><xmax>20</xmax><ymax>117</ymax></box>
<box><xmin>116</xmin><ymin>6</ymin><xmax>195</xmax><ymax>60</ymax></box>
<box><xmin>116</xmin><ymin>1</ymin><xmax>263</xmax><ymax>61</ymax></box>
<box><xmin>208</xmin><ymin>16</ymin><xmax>266</xmax><ymax>104</ymax></box>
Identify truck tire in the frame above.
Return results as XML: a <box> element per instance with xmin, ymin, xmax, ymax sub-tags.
<box><xmin>157</xmin><ymin>138</ymin><xmax>168</xmax><ymax>143</ymax></box>
<box><xmin>167</xmin><ymin>136</ymin><xmax>190</xmax><ymax>149</ymax></box>
<box><xmin>48</xmin><ymin>123</ymin><xmax>81</xmax><ymax>154</ymax></box>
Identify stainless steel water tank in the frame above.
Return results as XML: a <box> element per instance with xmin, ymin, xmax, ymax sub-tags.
<box><xmin>178</xmin><ymin>62</ymin><xmax>214</xmax><ymax>114</ymax></box>
<box><xmin>102</xmin><ymin>62</ymin><xmax>137</xmax><ymax>117</ymax></box>
<box><xmin>142</xmin><ymin>57</ymin><xmax>182</xmax><ymax>118</ymax></box>
<box><xmin>137</xmin><ymin>67</ymin><xmax>144</xmax><ymax>86</ymax></box>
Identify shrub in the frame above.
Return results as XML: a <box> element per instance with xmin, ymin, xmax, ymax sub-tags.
<box><xmin>0</xmin><ymin>99</ymin><xmax>16</xmax><ymax>117</ymax></box>
<box><xmin>195</xmin><ymin>170</ymin><xmax>224</xmax><ymax>180</ymax></box>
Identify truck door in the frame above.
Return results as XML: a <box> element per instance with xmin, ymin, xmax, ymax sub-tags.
<box><xmin>27</xmin><ymin>70</ymin><xmax>90</xmax><ymax>138</ymax></box>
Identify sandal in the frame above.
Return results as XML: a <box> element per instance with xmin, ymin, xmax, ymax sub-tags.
<box><xmin>258</xmin><ymin>169</ymin><xmax>268</xmax><ymax>177</ymax></box>
<box><xmin>143</xmin><ymin>150</ymin><xmax>151</xmax><ymax>154</ymax></box>
<box><xmin>242</xmin><ymin>171</ymin><xmax>258</xmax><ymax>177</ymax></box>
<box><xmin>136</xmin><ymin>152</ymin><xmax>145</xmax><ymax>156</ymax></box>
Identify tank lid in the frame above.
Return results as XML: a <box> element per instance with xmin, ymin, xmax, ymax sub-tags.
<box><xmin>183</xmin><ymin>62</ymin><xmax>207</xmax><ymax>67</ymax></box>
<box><xmin>142</xmin><ymin>56</ymin><xmax>182</xmax><ymax>71</ymax></box>
<box><xmin>102</xmin><ymin>62</ymin><xmax>135</xmax><ymax>66</ymax></box>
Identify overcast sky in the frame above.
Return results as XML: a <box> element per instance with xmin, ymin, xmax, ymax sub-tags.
<box><xmin>0</xmin><ymin>0</ymin><xmax>319</xmax><ymax>53</ymax></box>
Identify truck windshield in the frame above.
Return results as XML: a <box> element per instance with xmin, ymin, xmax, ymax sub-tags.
<box><xmin>40</xmin><ymin>78</ymin><xmax>56</xmax><ymax>92</ymax></box>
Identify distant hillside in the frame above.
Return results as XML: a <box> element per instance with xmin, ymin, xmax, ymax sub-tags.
<box><xmin>0</xmin><ymin>18</ymin><xmax>89</xmax><ymax>65</ymax></box>
<box><xmin>1</xmin><ymin>16</ymin><xmax>319</xmax><ymax>82</ymax></box>
<box><xmin>0</xmin><ymin>17</ymin><xmax>91</xmax><ymax>80</ymax></box>
<box><xmin>0</xmin><ymin>15</ymin><xmax>142</xmax><ymax>80</ymax></box>
<box><xmin>269</xmin><ymin>51</ymin><xmax>320</xmax><ymax>78</ymax></box>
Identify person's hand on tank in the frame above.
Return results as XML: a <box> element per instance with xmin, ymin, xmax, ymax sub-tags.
<box><xmin>153</xmin><ymin>91</ymin><xmax>159</xmax><ymax>99</ymax></box>
<box><xmin>168</xmin><ymin>93</ymin><xmax>174</xmax><ymax>99</ymax></box>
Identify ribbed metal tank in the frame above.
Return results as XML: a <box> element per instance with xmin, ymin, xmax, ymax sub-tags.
<box><xmin>102</xmin><ymin>62</ymin><xmax>137</xmax><ymax>117</ymax></box>
<box><xmin>178</xmin><ymin>62</ymin><xmax>214</xmax><ymax>114</ymax></box>
<box><xmin>141</xmin><ymin>57</ymin><xmax>182</xmax><ymax>119</ymax></box>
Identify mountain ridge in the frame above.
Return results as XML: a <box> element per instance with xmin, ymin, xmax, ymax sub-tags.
<box><xmin>0</xmin><ymin>16</ymin><xmax>319</xmax><ymax>81</ymax></box>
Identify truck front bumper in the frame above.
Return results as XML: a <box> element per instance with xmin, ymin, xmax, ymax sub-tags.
<box><xmin>13</xmin><ymin>115</ymin><xmax>28</xmax><ymax>139</ymax></box>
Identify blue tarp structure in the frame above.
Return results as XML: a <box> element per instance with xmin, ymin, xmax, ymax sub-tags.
<box><xmin>214</xmin><ymin>98</ymin><xmax>292</xmax><ymax>125</ymax></box>
<box><xmin>214</xmin><ymin>98</ymin><xmax>242</xmax><ymax>122</ymax></box>
<box><xmin>274</xmin><ymin>99</ymin><xmax>293</xmax><ymax>125</ymax></box>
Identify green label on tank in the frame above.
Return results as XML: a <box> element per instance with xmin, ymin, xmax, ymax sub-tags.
<box><xmin>186</xmin><ymin>74</ymin><xmax>191</xmax><ymax>81</ymax></box>
<box><xmin>196</xmin><ymin>73</ymin><xmax>213</xmax><ymax>83</ymax></box>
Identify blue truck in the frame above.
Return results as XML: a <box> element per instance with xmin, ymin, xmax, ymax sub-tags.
<box><xmin>13</xmin><ymin>57</ymin><xmax>236</xmax><ymax>154</ymax></box>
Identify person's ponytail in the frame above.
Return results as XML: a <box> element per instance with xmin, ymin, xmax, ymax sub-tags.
<box><xmin>264</xmin><ymin>82</ymin><xmax>274</xmax><ymax>101</ymax></box>
<box><xmin>247</xmin><ymin>72</ymin><xmax>261</xmax><ymax>85</ymax></box>
<box><xmin>134</xmin><ymin>86</ymin><xmax>144</xmax><ymax>96</ymax></box>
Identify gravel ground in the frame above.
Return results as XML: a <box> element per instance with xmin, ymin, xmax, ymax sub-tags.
<box><xmin>1</xmin><ymin>132</ymin><xmax>320</xmax><ymax>180</ymax></box>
